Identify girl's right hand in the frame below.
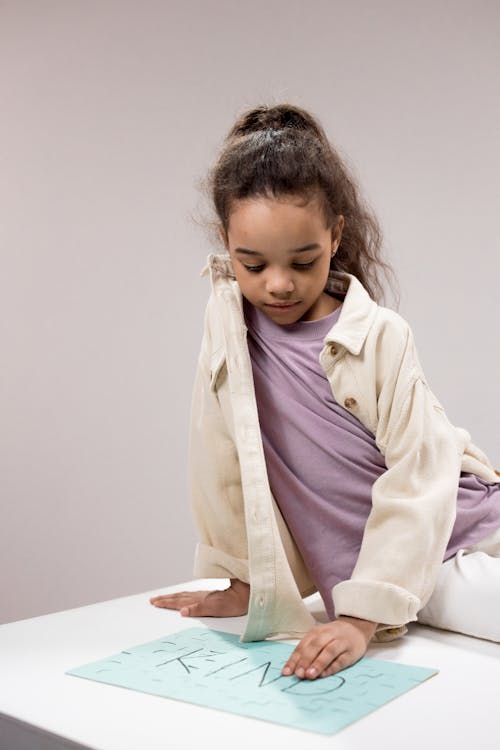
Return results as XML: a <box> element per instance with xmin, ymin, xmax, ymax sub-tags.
<box><xmin>149</xmin><ymin>578</ymin><xmax>250</xmax><ymax>618</ymax></box>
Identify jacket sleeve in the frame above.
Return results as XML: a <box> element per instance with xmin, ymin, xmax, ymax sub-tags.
<box><xmin>332</xmin><ymin>320</ymin><xmax>462</xmax><ymax>640</ymax></box>
<box><xmin>187</xmin><ymin>294</ymin><xmax>250</xmax><ymax>585</ymax></box>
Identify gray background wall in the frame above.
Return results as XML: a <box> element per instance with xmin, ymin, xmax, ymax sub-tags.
<box><xmin>1</xmin><ymin>0</ymin><xmax>499</xmax><ymax>625</ymax></box>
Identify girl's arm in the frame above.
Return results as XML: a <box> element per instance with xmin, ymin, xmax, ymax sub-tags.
<box><xmin>332</xmin><ymin>319</ymin><xmax>462</xmax><ymax>635</ymax></box>
<box><xmin>187</xmin><ymin>293</ymin><xmax>250</xmax><ymax>585</ymax></box>
<box><xmin>149</xmin><ymin>291</ymin><xmax>252</xmax><ymax>617</ymax></box>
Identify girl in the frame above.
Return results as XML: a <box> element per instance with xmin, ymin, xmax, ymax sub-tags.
<box><xmin>150</xmin><ymin>103</ymin><xmax>500</xmax><ymax>681</ymax></box>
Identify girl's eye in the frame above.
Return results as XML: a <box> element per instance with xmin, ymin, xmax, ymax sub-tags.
<box><xmin>244</xmin><ymin>261</ymin><xmax>316</xmax><ymax>273</ymax></box>
<box><xmin>294</xmin><ymin>261</ymin><xmax>316</xmax><ymax>270</ymax></box>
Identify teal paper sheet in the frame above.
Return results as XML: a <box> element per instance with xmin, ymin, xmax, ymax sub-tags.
<box><xmin>65</xmin><ymin>626</ymin><xmax>438</xmax><ymax>735</ymax></box>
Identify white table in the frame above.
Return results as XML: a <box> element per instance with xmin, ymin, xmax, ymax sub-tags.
<box><xmin>1</xmin><ymin>578</ymin><xmax>499</xmax><ymax>749</ymax></box>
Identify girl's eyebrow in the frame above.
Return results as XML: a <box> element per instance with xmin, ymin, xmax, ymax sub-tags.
<box><xmin>234</xmin><ymin>243</ymin><xmax>321</xmax><ymax>256</ymax></box>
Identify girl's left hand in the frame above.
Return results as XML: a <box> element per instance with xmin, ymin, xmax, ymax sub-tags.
<box><xmin>281</xmin><ymin>616</ymin><xmax>378</xmax><ymax>680</ymax></box>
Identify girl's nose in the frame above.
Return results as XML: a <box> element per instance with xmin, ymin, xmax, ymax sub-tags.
<box><xmin>265</xmin><ymin>272</ymin><xmax>295</xmax><ymax>294</ymax></box>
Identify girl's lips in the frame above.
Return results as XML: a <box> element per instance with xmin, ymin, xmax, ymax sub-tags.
<box><xmin>266</xmin><ymin>301</ymin><xmax>300</xmax><ymax>309</ymax></box>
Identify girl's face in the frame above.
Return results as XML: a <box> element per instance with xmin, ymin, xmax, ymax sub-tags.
<box><xmin>220</xmin><ymin>195</ymin><xmax>344</xmax><ymax>324</ymax></box>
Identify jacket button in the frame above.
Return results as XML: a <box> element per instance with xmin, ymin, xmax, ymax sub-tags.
<box><xmin>344</xmin><ymin>397</ymin><xmax>357</xmax><ymax>408</ymax></box>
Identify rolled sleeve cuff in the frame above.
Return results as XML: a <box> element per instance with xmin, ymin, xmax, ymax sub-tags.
<box><xmin>193</xmin><ymin>542</ymin><xmax>250</xmax><ymax>584</ymax></box>
<box><xmin>332</xmin><ymin>579</ymin><xmax>421</xmax><ymax>629</ymax></box>
<box><xmin>372</xmin><ymin>624</ymin><xmax>408</xmax><ymax>642</ymax></box>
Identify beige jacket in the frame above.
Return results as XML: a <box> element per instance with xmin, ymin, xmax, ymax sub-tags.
<box><xmin>188</xmin><ymin>252</ymin><xmax>500</xmax><ymax>643</ymax></box>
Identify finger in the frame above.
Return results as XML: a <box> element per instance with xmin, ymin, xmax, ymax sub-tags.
<box><xmin>150</xmin><ymin>590</ymin><xmax>209</xmax><ymax>600</ymax></box>
<box><xmin>282</xmin><ymin>638</ymin><xmax>318</xmax><ymax>677</ymax></box>
<box><xmin>151</xmin><ymin>597</ymin><xmax>197</xmax><ymax>611</ymax></box>
<box><xmin>150</xmin><ymin>592</ymin><xmax>187</xmax><ymax>604</ymax></box>
<box><xmin>179</xmin><ymin>592</ymin><xmax>220</xmax><ymax>618</ymax></box>
<box><xmin>282</xmin><ymin>645</ymin><xmax>317</xmax><ymax>678</ymax></box>
<box><xmin>301</xmin><ymin>644</ymin><xmax>347</xmax><ymax>679</ymax></box>
<box><xmin>154</xmin><ymin>599</ymin><xmax>199</xmax><ymax>615</ymax></box>
<box><xmin>282</xmin><ymin>631</ymin><xmax>345</xmax><ymax>679</ymax></box>
<box><xmin>150</xmin><ymin>592</ymin><xmax>203</xmax><ymax>607</ymax></box>
<box><xmin>319</xmin><ymin>650</ymin><xmax>357</xmax><ymax>678</ymax></box>
<box><xmin>304</xmin><ymin>641</ymin><xmax>351</xmax><ymax>679</ymax></box>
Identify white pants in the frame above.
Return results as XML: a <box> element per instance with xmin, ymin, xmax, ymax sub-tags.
<box><xmin>416</xmin><ymin>524</ymin><xmax>500</xmax><ymax>642</ymax></box>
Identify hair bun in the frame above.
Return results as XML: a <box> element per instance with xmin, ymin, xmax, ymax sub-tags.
<box><xmin>229</xmin><ymin>103</ymin><xmax>322</xmax><ymax>139</ymax></box>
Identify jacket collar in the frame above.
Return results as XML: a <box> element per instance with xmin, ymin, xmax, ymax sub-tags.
<box><xmin>200</xmin><ymin>252</ymin><xmax>378</xmax><ymax>356</ymax></box>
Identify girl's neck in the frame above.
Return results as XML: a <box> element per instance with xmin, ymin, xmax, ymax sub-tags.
<box><xmin>243</xmin><ymin>294</ymin><xmax>343</xmax><ymax>341</ymax></box>
<box><xmin>299</xmin><ymin>292</ymin><xmax>342</xmax><ymax>322</ymax></box>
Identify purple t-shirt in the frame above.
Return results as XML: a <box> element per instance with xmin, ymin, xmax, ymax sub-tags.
<box><xmin>242</xmin><ymin>295</ymin><xmax>500</xmax><ymax>620</ymax></box>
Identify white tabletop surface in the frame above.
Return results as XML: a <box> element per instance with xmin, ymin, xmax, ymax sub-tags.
<box><xmin>1</xmin><ymin>578</ymin><xmax>500</xmax><ymax>750</ymax></box>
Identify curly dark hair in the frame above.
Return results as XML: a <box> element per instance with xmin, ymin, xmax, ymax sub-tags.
<box><xmin>193</xmin><ymin>102</ymin><xmax>400</xmax><ymax>309</ymax></box>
